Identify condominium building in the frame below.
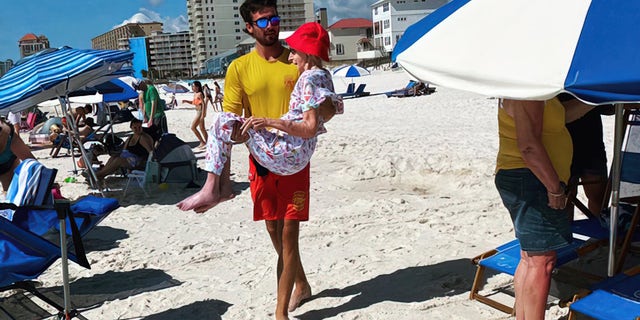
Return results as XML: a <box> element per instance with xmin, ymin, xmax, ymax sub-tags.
<box><xmin>187</xmin><ymin>0</ymin><xmax>314</xmax><ymax>75</ymax></box>
<box><xmin>0</xmin><ymin>60</ymin><xmax>13</xmax><ymax>77</ymax></box>
<box><xmin>91</xmin><ymin>22</ymin><xmax>163</xmax><ymax>50</ymax></box>
<box><xmin>18</xmin><ymin>33</ymin><xmax>50</xmax><ymax>58</ymax></box>
<box><xmin>371</xmin><ymin>0</ymin><xmax>449</xmax><ymax>53</ymax></box>
<box><xmin>148</xmin><ymin>31</ymin><xmax>194</xmax><ymax>78</ymax></box>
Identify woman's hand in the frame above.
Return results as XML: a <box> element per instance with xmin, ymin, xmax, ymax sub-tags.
<box><xmin>240</xmin><ymin>116</ymin><xmax>269</xmax><ymax>136</ymax></box>
<box><xmin>547</xmin><ymin>183</ymin><xmax>568</xmax><ymax>210</ymax></box>
<box><xmin>229</xmin><ymin>121</ymin><xmax>249</xmax><ymax>144</ymax></box>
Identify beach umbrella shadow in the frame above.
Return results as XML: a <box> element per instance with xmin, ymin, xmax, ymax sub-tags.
<box><xmin>296</xmin><ymin>258</ymin><xmax>474</xmax><ymax>319</ymax></box>
<box><xmin>141</xmin><ymin>299</ymin><xmax>232</xmax><ymax>320</ymax></box>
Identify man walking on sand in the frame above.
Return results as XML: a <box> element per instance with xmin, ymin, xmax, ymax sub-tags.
<box><xmin>192</xmin><ymin>1</ymin><xmax>313</xmax><ymax>319</ymax></box>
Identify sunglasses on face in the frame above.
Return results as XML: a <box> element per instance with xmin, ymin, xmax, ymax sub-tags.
<box><xmin>253</xmin><ymin>15</ymin><xmax>280</xmax><ymax>29</ymax></box>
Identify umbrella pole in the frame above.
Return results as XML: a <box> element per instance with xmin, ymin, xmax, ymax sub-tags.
<box><xmin>608</xmin><ymin>103</ymin><xmax>625</xmax><ymax>277</ymax></box>
<box><xmin>61</xmin><ymin>98</ymin><xmax>104</xmax><ymax>196</ymax></box>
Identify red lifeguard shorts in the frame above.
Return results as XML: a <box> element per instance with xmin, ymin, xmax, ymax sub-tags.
<box><xmin>248</xmin><ymin>155</ymin><xmax>310</xmax><ymax>221</ymax></box>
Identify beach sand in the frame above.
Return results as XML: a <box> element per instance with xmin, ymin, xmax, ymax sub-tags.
<box><xmin>2</xmin><ymin>69</ymin><xmax>626</xmax><ymax>319</ymax></box>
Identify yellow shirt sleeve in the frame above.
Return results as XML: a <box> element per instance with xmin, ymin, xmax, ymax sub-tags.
<box><xmin>222</xmin><ymin>50</ymin><xmax>299</xmax><ymax>119</ymax></box>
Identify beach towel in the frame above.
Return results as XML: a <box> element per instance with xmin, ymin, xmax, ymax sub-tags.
<box><xmin>0</xmin><ymin>159</ymin><xmax>51</xmax><ymax>221</ymax></box>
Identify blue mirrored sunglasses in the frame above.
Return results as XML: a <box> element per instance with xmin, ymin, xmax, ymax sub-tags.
<box><xmin>253</xmin><ymin>15</ymin><xmax>280</xmax><ymax>28</ymax></box>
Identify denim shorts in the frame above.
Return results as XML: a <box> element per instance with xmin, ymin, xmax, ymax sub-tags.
<box><xmin>495</xmin><ymin>168</ymin><xmax>572</xmax><ymax>252</ymax></box>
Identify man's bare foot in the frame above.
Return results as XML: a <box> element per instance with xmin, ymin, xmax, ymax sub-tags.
<box><xmin>177</xmin><ymin>190</ymin><xmax>222</xmax><ymax>213</ymax></box>
<box><xmin>288</xmin><ymin>284</ymin><xmax>312</xmax><ymax>312</ymax></box>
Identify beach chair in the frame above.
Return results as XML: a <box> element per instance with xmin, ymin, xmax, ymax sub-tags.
<box><xmin>0</xmin><ymin>159</ymin><xmax>119</xmax><ymax>319</ymax></box>
<box><xmin>338</xmin><ymin>83</ymin><xmax>356</xmax><ymax>98</ymax></box>
<box><xmin>567</xmin><ymin>265</ymin><xmax>640</xmax><ymax>320</ymax></box>
<box><xmin>469</xmin><ymin>234</ymin><xmax>603</xmax><ymax>314</ymax></box>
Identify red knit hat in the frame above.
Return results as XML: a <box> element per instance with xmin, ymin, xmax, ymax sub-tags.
<box><xmin>285</xmin><ymin>22</ymin><xmax>330</xmax><ymax>62</ymax></box>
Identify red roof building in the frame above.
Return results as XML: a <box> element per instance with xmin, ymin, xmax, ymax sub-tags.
<box><xmin>18</xmin><ymin>33</ymin><xmax>50</xmax><ymax>58</ymax></box>
<box><xmin>329</xmin><ymin>18</ymin><xmax>373</xmax><ymax>30</ymax></box>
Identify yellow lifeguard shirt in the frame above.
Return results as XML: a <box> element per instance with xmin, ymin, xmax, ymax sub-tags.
<box><xmin>223</xmin><ymin>49</ymin><xmax>299</xmax><ymax>119</ymax></box>
<box><xmin>496</xmin><ymin>98</ymin><xmax>573</xmax><ymax>182</ymax></box>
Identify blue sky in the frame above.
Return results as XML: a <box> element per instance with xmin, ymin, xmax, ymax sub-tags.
<box><xmin>0</xmin><ymin>0</ymin><xmax>372</xmax><ymax>62</ymax></box>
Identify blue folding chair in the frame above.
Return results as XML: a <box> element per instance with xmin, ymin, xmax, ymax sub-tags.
<box><xmin>568</xmin><ymin>265</ymin><xmax>640</xmax><ymax>320</ymax></box>
<box><xmin>469</xmin><ymin>234</ymin><xmax>602</xmax><ymax>314</ymax></box>
<box><xmin>0</xmin><ymin>159</ymin><xmax>119</xmax><ymax>319</ymax></box>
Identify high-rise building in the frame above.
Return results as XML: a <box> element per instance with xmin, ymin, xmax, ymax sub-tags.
<box><xmin>187</xmin><ymin>0</ymin><xmax>314</xmax><ymax>75</ymax></box>
<box><xmin>371</xmin><ymin>0</ymin><xmax>449</xmax><ymax>53</ymax></box>
<box><xmin>148</xmin><ymin>31</ymin><xmax>194</xmax><ymax>79</ymax></box>
<box><xmin>92</xmin><ymin>23</ymin><xmax>163</xmax><ymax>50</ymax></box>
<box><xmin>0</xmin><ymin>59</ymin><xmax>13</xmax><ymax>77</ymax></box>
<box><xmin>18</xmin><ymin>33</ymin><xmax>50</xmax><ymax>58</ymax></box>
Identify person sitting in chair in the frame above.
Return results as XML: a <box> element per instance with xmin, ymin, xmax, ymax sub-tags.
<box><xmin>0</xmin><ymin>120</ymin><xmax>35</xmax><ymax>190</ymax></box>
<box><xmin>94</xmin><ymin>119</ymin><xmax>153</xmax><ymax>182</ymax></box>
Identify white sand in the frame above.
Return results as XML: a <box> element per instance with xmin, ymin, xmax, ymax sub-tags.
<box><xmin>5</xmin><ymin>69</ymin><xmax>623</xmax><ymax>319</ymax></box>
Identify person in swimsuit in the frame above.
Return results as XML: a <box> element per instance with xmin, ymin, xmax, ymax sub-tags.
<box><xmin>0</xmin><ymin>120</ymin><xmax>35</xmax><ymax>190</ymax></box>
<box><xmin>183</xmin><ymin>81</ymin><xmax>208</xmax><ymax>149</ymax></box>
<box><xmin>213</xmin><ymin>81</ymin><xmax>224</xmax><ymax>112</ymax></box>
<box><xmin>94</xmin><ymin>119</ymin><xmax>153</xmax><ymax>181</ymax></box>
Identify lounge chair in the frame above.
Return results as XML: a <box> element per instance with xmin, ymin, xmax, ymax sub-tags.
<box><xmin>341</xmin><ymin>83</ymin><xmax>370</xmax><ymax>99</ymax></box>
<box><xmin>0</xmin><ymin>159</ymin><xmax>119</xmax><ymax>319</ymax></box>
<box><xmin>567</xmin><ymin>265</ymin><xmax>640</xmax><ymax>320</ymax></box>
<box><xmin>339</xmin><ymin>83</ymin><xmax>356</xmax><ymax>98</ymax></box>
<box><xmin>469</xmin><ymin>230</ymin><xmax>604</xmax><ymax>314</ymax></box>
<box><xmin>385</xmin><ymin>81</ymin><xmax>436</xmax><ymax>97</ymax></box>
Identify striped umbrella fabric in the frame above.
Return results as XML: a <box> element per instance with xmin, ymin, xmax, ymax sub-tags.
<box><xmin>392</xmin><ymin>0</ymin><xmax>640</xmax><ymax>105</ymax></box>
<box><xmin>332</xmin><ymin>64</ymin><xmax>371</xmax><ymax>78</ymax></box>
<box><xmin>0</xmin><ymin>46</ymin><xmax>133</xmax><ymax>114</ymax></box>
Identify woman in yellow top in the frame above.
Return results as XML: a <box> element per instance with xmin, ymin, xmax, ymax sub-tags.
<box><xmin>182</xmin><ymin>81</ymin><xmax>208</xmax><ymax>149</ymax></box>
<box><xmin>495</xmin><ymin>98</ymin><xmax>572</xmax><ymax>320</ymax></box>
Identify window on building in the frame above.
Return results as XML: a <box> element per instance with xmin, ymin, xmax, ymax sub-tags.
<box><xmin>234</xmin><ymin>13</ymin><xmax>239</xmax><ymax>17</ymax></box>
<box><xmin>383</xmin><ymin>3</ymin><xmax>389</xmax><ymax>11</ymax></box>
<box><xmin>383</xmin><ymin>20</ymin><xmax>390</xmax><ymax>29</ymax></box>
<box><xmin>336</xmin><ymin>44</ymin><xmax>345</xmax><ymax>55</ymax></box>
<box><xmin>235</xmin><ymin>29</ymin><xmax>241</xmax><ymax>33</ymax></box>
<box><xmin>374</xmin><ymin>7</ymin><xmax>378</xmax><ymax>14</ymax></box>
<box><xmin>384</xmin><ymin>36</ymin><xmax>391</xmax><ymax>46</ymax></box>
<box><xmin>235</xmin><ymin>21</ymin><xmax>240</xmax><ymax>25</ymax></box>
<box><xmin>236</xmin><ymin>36</ymin><xmax>242</xmax><ymax>40</ymax></box>
<box><xmin>233</xmin><ymin>6</ymin><xmax>238</xmax><ymax>10</ymax></box>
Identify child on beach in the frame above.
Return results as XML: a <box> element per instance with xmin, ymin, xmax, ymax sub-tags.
<box><xmin>177</xmin><ymin>22</ymin><xmax>343</xmax><ymax>213</ymax></box>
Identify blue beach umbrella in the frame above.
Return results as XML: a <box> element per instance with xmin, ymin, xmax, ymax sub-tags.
<box><xmin>393</xmin><ymin>0</ymin><xmax>640</xmax><ymax>276</ymax></box>
<box><xmin>332</xmin><ymin>64</ymin><xmax>370</xmax><ymax>83</ymax></box>
<box><xmin>0</xmin><ymin>46</ymin><xmax>133</xmax><ymax>113</ymax></box>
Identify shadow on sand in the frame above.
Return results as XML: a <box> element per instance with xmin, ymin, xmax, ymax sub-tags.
<box><xmin>140</xmin><ymin>299</ymin><xmax>232</xmax><ymax>320</ymax></box>
<box><xmin>0</xmin><ymin>268</ymin><xmax>181</xmax><ymax>319</ymax></box>
<box><xmin>297</xmin><ymin>258</ymin><xmax>475</xmax><ymax>319</ymax></box>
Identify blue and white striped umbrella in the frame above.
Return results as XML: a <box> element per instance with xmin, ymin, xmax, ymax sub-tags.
<box><xmin>392</xmin><ymin>0</ymin><xmax>640</xmax><ymax>276</ymax></box>
<box><xmin>332</xmin><ymin>64</ymin><xmax>370</xmax><ymax>78</ymax></box>
<box><xmin>393</xmin><ymin>0</ymin><xmax>640</xmax><ymax>105</ymax></box>
<box><xmin>0</xmin><ymin>46</ymin><xmax>133</xmax><ymax>114</ymax></box>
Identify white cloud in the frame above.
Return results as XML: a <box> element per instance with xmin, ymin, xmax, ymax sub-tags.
<box><xmin>148</xmin><ymin>0</ymin><xmax>163</xmax><ymax>6</ymax></box>
<box><xmin>314</xmin><ymin>0</ymin><xmax>373</xmax><ymax>24</ymax></box>
<box><xmin>114</xmin><ymin>8</ymin><xmax>189</xmax><ymax>33</ymax></box>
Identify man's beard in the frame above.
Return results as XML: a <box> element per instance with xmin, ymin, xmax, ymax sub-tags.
<box><xmin>255</xmin><ymin>31</ymin><xmax>279</xmax><ymax>47</ymax></box>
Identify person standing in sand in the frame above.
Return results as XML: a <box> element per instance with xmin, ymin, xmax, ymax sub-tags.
<box><xmin>495</xmin><ymin>98</ymin><xmax>572</xmax><ymax>320</ymax></box>
<box><xmin>183</xmin><ymin>81</ymin><xmax>208</xmax><ymax>149</ymax></box>
<box><xmin>177</xmin><ymin>2</ymin><xmax>326</xmax><ymax>319</ymax></box>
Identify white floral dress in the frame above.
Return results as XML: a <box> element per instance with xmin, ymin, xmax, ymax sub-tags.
<box><xmin>204</xmin><ymin>68</ymin><xmax>344</xmax><ymax>176</ymax></box>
